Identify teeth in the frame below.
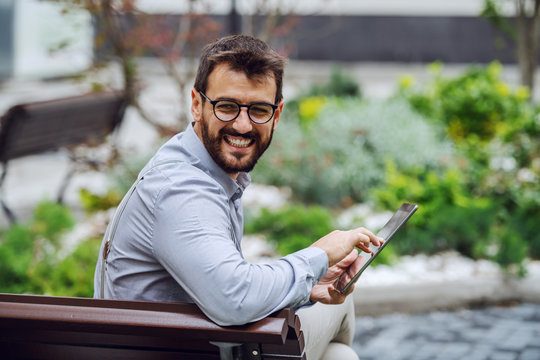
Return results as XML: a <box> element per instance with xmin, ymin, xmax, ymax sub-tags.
<box><xmin>226</xmin><ymin>136</ymin><xmax>252</xmax><ymax>148</ymax></box>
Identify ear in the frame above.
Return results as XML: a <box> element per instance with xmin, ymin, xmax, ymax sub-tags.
<box><xmin>272</xmin><ymin>100</ymin><xmax>285</xmax><ymax>131</ymax></box>
<box><xmin>191</xmin><ymin>88</ymin><xmax>203</xmax><ymax>123</ymax></box>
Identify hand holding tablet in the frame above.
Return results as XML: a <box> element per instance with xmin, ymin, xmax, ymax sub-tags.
<box><xmin>335</xmin><ymin>203</ymin><xmax>418</xmax><ymax>295</ymax></box>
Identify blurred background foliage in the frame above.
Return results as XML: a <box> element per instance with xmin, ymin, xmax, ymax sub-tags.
<box><xmin>253</xmin><ymin>60</ymin><xmax>540</xmax><ymax>277</ymax></box>
<box><xmin>1</xmin><ymin>60</ymin><xmax>539</xmax><ymax>295</ymax></box>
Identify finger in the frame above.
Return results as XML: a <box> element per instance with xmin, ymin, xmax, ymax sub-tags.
<box><xmin>357</xmin><ymin>227</ymin><xmax>384</xmax><ymax>247</ymax></box>
<box><xmin>333</xmin><ymin>251</ymin><xmax>360</xmax><ymax>272</ymax></box>
<box><xmin>330</xmin><ymin>282</ymin><xmax>354</xmax><ymax>300</ymax></box>
<box><xmin>346</xmin><ymin>255</ymin><xmax>365</xmax><ymax>276</ymax></box>
<box><xmin>329</xmin><ymin>287</ymin><xmax>347</xmax><ymax>303</ymax></box>
<box><xmin>355</xmin><ymin>233</ymin><xmax>372</xmax><ymax>253</ymax></box>
<box><xmin>342</xmin><ymin>249</ymin><xmax>359</xmax><ymax>263</ymax></box>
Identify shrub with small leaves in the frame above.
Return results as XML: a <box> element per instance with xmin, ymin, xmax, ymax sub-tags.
<box><xmin>253</xmin><ymin>97</ymin><xmax>453</xmax><ymax>206</ymax></box>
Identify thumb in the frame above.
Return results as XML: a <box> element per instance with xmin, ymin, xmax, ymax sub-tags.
<box><xmin>336</xmin><ymin>249</ymin><xmax>359</xmax><ymax>268</ymax></box>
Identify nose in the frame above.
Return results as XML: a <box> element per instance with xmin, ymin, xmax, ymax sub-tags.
<box><xmin>232</xmin><ymin>107</ymin><xmax>253</xmax><ymax>134</ymax></box>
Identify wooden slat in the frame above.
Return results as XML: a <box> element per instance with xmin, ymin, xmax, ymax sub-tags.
<box><xmin>3</xmin><ymin>342</ymin><xmax>220</xmax><ymax>360</ymax></box>
<box><xmin>0</xmin><ymin>293</ymin><xmax>304</xmax><ymax>359</ymax></box>
<box><xmin>1</xmin><ymin>327</ymin><xmax>220</xmax><ymax>352</ymax></box>
<box><xmin>0</xmin><ymin>293</ymin><xmax>211</xmax><ymax>313</ymax></box>
<box><xmin>0</xmin><ymin>301</ymin><xmax>288</xmax><ymax>344</ymax></box>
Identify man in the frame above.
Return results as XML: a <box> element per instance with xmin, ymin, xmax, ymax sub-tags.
<box><xmin>94</xmin><ymin>34</ymin><xmax>382</xmax><ymax>360</ymax></box>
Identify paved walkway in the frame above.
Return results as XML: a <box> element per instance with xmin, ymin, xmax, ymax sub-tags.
<box><xmin>353</xmin><ymin>303</ymin><xmax>540</xmax><ymax>360</ymax></box>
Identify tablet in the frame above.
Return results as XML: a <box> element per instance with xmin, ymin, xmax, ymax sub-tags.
<box><xmin>335</xmin><ymin>203</ymin><xmax>418</xmax><ymax>295</ymax></box>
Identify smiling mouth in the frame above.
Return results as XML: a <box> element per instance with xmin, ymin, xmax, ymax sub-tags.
<box><xmin>224</xmin><ymin>135</ymin><xmax>254</xmax><ymax>148</ymax></box>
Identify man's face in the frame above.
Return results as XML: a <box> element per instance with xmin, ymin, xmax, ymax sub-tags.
<box><xmin>192</xmin><ymin>64</ymin><xmax>283</xmax><ymax>178</ymax></box>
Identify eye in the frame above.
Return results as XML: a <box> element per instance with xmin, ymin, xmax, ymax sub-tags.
<box><xmin>250</xmin><ymin>104</ymin><xmax>273</xmax><ymax>117</ymax></box>
<box><xmin>215</xmin><ymin>101</ymin><xmax>239</xmax><ymax>114</ymax></box>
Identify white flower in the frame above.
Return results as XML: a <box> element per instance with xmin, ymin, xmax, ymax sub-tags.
<box><xmin>517</xmin><ymin>168</ymin><xmax>536</xmax><ymax>183</ymax></box>
<box><xmin>490</xmin><ymin>156</ymin><xmax>517</xmax><ymax>171</ymax></box>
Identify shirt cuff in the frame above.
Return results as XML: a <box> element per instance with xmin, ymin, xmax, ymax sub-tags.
<box><xmin>295</xmin><ymin>246</ymin><xmax>328</xmax><ymax>284</ymax></box>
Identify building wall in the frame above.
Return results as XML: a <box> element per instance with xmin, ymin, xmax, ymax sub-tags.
<box><xmin>284</xmin><ymin>15</ymin><xmax>515</xmax><ymax>63</ymax></box>
<box><xmin>1</xmin><ymin>0</ymin><xmax>93</xmax><ymax>80</ymax></box>
<box><xmin>95</xmin><ymin>13</ymin><xmax>516</xmax><ymax>65</ymax></box>
<box><xmin>0</xmin><ymin>0</ymin><xmax>15</xmax><ymax>79</ymax></box>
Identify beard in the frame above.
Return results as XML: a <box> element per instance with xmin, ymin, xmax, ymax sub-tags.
<box><xmin>198</xmin><ymin>114</ymin><xmax>274</xmax><ymax>174</ymax></box>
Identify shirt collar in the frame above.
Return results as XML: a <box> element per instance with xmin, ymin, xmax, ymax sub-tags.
<box><xmin>182</xmin><ymin>123</ymin><xmax>251</xmax><ymax>200</ymax></box>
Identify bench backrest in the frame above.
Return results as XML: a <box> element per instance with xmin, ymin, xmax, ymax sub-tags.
<box><xmin>0</xmin><ymin>293</ymin><xmax>306</xmax><ymax>360</ymax></box>
<box><xmin>0</xmin><ymin>92</ymin><xmax>126</xmax><ymax>162</ymax></box>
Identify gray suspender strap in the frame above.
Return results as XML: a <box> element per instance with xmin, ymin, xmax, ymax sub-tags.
<box><xmin>98</xmin><ymin>160</ymin><xmax>239</xmax><ymax>299</ymax></box>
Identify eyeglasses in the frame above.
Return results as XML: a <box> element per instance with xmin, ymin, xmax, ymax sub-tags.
<box><xmin>199</xmin><ymin>91</ymin><xmax>278</xmax><ymax>124</ymax></box>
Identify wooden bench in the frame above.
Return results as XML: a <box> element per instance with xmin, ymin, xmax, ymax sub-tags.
<box><xmin>0</xmin><ymin>92</ymin><xmax>127</xmax><ymax>223</ymax></box>
<box><xmin>0</xmin><ymin>293</ymin><xmax>306</xmax><ymax>360</ymax></box>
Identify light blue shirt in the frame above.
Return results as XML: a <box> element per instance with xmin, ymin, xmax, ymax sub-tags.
<box><xmin>94</xmin><ymin>123</ymin><xmax>328</xmax><ymax>326</ymax></box>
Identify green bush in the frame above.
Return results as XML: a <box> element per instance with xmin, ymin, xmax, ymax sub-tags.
<box><xmin>0</xmin><ymin>225</ymin><xmax>36</xmax><ymax>293</ymax></box>
<box><xmin>392</xmin><ymin>61</ymin><xmax>540</xmax><ymax>274</ymax></box>
<box><xmin>253</xmin><ymin>97</ymin><xmax>453</xmax><ymax>206</ymax></box>
<box><xmin>495</xmin><ymin>228</ymin><xmax>529</xmax><ymax>277</ymax></box>
<box><xmin>32</xmin><ymin>200</ymin><xmax>75</xmax><ymax>245</ymax></box>
<box><xmin>307</xmin><ymin>66</ymin><xmax>361</xmax><ymax>98</ymax></box>
<box><xmin>48</xmin><ymin>238</ymin><xmax>101</xmax><ymax>297</ymax></box>
<box><xmin>372</xmin><ymin>158</ymin><xmax>539</xmax><ymax>274</ymax></box>
<box><xmin>0</xmin><ymin>200</ymin><xmax>75</xmax><ymax>294</ymax></box>
<box><xmin>245</xmin><ymin>204</ymin><xmax>335</xmax><ymax>255</ymax></box>
<box><xmin>399</xmin><ymin>62</ymin><xmax>532</xmax><ymax>142</ymax></box>
<box><xmin>372</xmin><ymin>161</ymin><xmax>499</xmax><ymax>258</ymax></box>
<box><xmin>502</xmin><ymin>186</ymin><xmax>540</xmax><ymax>261</ymax></box>
<box><xmin>79</xmin><ymin>188</ymin><xmax>123</xmax><ymax>214</ymax></box>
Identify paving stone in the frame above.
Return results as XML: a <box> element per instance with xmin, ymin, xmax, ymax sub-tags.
<box><xmin>490</xmin><ymin>351</ymin><xmax>519</xmax><ymax>360</ymax></box>
<box><xmin>484</xmin><ymin>331</ymin><xmax>513</xmax><ymax>345</ymax></box>
<box><xmin>367</xmin><ymin>325</ymin><xmax>412</xmax><ymax>348</ymax></box>
<box><xmin>436</xmin><ymin>342</ymin><xmax>471</xmax><ymax>359</ymax></box>
<box><xmin>496</xmin><ymin>319</ymin><xmax>529</xmax><ymax>331</ymax></box>
<box><xmin>467</xmin><ymin>344</ymin><xmax>495</xmax><ymax>360</ymax></box>
<box><xmin>519</xmin><ymin>348</ymin><xmax>540</xmax><ymax>360</ymax></box>
<box><xmin>497</xmin><ymin>330</ymin><xmax>535</xmax><ymax>351</ymax></box>
<box><xmin>466</xmin><ymin>355</ymin><xmax>490</xmax><ymax>360</ymax></box>
<box><xmin>509</xmin><ymin>305</ymin><xmax>537</xmax><ymax>320</ymax></box>
<box><xmin>354</xmin><ymin>304</ymin><xmax>540</xmax><ymax>360</ymax></box>
<box><xmin>392</xmin><ymin>342</ymin><xmax>418</xmax><ymax>359</ymax></box>
<box><xmin>460</xmin><ymin>328</ymin><xmax>489</xmax><ymax>343</ymax></box>
<box><xmin>429</xmin><ymin>329</ymin><xmax>456</xmax><ymax>342</ymax></box>
<box><xmin>413</xmin><ymin>343</ymin><xmax>444</xmax><ymax>360</ymax></box>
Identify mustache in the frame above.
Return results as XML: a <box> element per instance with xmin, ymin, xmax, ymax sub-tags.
<box><xmin>219</xmin><ymin>127</ymin><xmax>258</xmax><ymax>140</ymax></box>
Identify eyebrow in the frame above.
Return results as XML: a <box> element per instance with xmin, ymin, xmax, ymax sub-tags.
<box><xmin>213</xmin><ymin>96</ymin><xmax>275</xmax><ymax>105</ymax></box>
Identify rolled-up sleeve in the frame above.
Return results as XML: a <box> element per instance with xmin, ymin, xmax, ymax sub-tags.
<box><xmin>151</xmin><ymin>167</ymin><xmax>328</xmax><ymax>326</ymax></box>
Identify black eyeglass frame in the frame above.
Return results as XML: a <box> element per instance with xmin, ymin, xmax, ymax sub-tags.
<box><xmin>199</xmin><ymin>91</ymin><xmax>278</xmax><ymax>125</ymax></box>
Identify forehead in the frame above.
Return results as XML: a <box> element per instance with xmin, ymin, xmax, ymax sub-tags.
<box><xmin>206</xmin><ymin>63</ymin><xmax>277</xmax><ymax>103</ymax></box>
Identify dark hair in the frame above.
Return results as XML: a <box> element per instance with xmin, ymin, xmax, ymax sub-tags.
<box><xmin>194</xmin><ymin>34</ymin><xmax>286</xmax><ymax>104</ymax></box>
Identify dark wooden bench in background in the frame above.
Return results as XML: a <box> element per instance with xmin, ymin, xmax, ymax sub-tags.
<box><xmin>0</xmin><ymin>92</ymin><xmax>127</xmax><ymax>224</ymax></box>
<box><xmin>0</xmin><ymin>293</ymin><xmax>306</xmax><ymax>360</ymax></box>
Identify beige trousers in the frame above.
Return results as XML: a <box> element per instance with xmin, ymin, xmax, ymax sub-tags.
<box><xmin>296</xmin><ymin>296</ymin><xmax>359</xmax><ymax>360</ymax></box>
